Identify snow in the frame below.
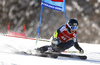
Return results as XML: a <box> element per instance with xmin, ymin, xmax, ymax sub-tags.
<box><xmin>72</xmin><ymin>1</ymin><xmax>83</xmax><ymax>12</ymax></box>
<box><xmin>66</xmin><ymin>5</ymin><xmax>73</xmax><ymax>11</ymax></box>
<box><xmin>98</xmin><ymin>0</ymin><xmax>100</xmax><ymax>3</ymax></box>
<box><xmin>0</xmin><ymin>35</ymin><xmax>100</xmax><ymax>65</ymax></box>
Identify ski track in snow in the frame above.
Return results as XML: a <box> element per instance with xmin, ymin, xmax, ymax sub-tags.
<box><xmin>0</xmin><ymin>35</ymin><xmax>100</xmax><ymax>65</ymax></box>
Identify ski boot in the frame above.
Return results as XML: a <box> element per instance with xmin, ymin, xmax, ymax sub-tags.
<box><xmin>35</xmin><ymin>46</ymin><xmax>58</xmax><ymax>58</ymax></box>
<box><xmin>46</xmin><ymin>47</ymin><xmax>58</xmax><ymax>58</ymax></box>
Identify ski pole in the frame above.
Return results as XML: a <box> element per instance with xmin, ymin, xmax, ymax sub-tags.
<box><xmin>63</xmin><ymin>51</ymin><xmax>80</xmax><ymax>53</ymax></box>
<box><xmin>38</xmin><ymin>39</ymin><xmax>52</xmax><ymax>42</ymax></box>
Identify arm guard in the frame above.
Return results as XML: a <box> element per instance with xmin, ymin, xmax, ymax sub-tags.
<box><xmin>53</xmin><ymin>31</ymin><xmax>58</xmax><ymax>38</ymax></box>
<box><xmin>74</xmin><ymin>42</ymin><xmax>81</xmax><ymax>50</ymax></box>
<box><xmin>74</xmin><ymin>42</ymin><xmax>84</xmax><ymax>53</ymax></box>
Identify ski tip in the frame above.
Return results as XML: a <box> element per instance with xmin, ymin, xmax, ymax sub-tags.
<box><xmin>80</xmin><ymin>55</ymin><xmax>87</xmax><ymax>60</ymax></box>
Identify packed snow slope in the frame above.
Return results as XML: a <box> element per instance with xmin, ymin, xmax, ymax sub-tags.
<box><xmin>0</xmin><ymin>35</ymin><xmax>100</xmax><ymax>65</ymax></box>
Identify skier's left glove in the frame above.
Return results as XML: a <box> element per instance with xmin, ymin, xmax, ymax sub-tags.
<box><xmin>79</xmin><ymin>48</ymin><xmax>84</xmax><ymax>54</ymax></box>
<box><xmin>52</xmin><ymin>38</ymin><xmax>58</xmax><ymax>45</ymax></box>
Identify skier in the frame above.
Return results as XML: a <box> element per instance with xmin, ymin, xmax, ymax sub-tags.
<box><xmin>36</xmin><ymin>19</ymin><xmax>84</xmax><ymax>56</ymax></box>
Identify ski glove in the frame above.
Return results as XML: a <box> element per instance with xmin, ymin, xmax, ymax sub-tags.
<box><xmin>79</xmin><ymin>48</ymin><xmax>84</xmax><ymax>54</ymax></box>
<box><xmin>52</xmin><ymin>38</ymin><xmax>58</xmax><ymax>45</ymax></box>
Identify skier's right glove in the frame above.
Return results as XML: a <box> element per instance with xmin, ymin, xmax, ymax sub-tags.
<box><xmin>79</xmin><ymin>48</ymin><xmax>84</xmax><ymax>54</ymax></box>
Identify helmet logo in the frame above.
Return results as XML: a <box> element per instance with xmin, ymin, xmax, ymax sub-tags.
<box><xmin>73</xmin><ymin>23</ymin><xmax>78</xmax><ymax>26</ymax></box>
<box><xmin>73</xmin><ymin>33</ymin><xmax>76</xmax><ymax>36</ymax></box>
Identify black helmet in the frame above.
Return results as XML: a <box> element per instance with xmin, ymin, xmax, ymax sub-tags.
<box><xmin>68</xmin><ymin>19</ymin><xmax>78</xmax><ymax>30</ymax></box>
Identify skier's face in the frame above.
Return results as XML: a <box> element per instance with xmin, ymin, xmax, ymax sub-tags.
<box><xmin>71</xmin><ymin>29</ymin><xmax>76</xmax><ymax>33</ymax></box>
<box><xmin>70</xmin><ymin>26</ymin><xmax>78</xmax><ymax>33</ymax></box>
<box><xmin>71</xmin><ymin>26</ymin><xmax>78</xmax><ymax>30</ymax></box>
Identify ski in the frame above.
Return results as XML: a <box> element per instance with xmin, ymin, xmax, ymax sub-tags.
<box><xmin>44</xmin><ymin>52</ymin><xmax>87</xmax><ymax>60</ymax></box>
<box><xmin>21</xmin><ymin>51</ymin><xmax>87</xmax><ymax>60</ymax></box>
<box><xmin>59</xmin><ymin>54</ymin><xmax>87</xmax><ymax>60</ymax></box>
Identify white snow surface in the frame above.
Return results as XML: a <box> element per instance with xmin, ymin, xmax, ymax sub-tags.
<box><xmin>0</xmin><ymin>35</ymin><xmax>100</xmax><ymax>65</ymax></box>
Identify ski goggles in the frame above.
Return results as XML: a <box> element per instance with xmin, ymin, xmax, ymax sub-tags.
<box><xmin>71</xmin><ymin>26</ymin><xmax>78</xmax><ymax>30</ymax></box>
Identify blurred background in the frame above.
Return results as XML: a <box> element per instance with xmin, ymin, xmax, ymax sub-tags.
<box><xmin>0</xmin><ymin>0</ymin><xmax>100</xmax><ymax>44</ymax></box>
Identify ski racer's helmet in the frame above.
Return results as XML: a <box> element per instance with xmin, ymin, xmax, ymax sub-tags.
<box><xmin>67</xmin><ymin>19</ymin><xmax>78</xmax><ymax>30</ymax></box>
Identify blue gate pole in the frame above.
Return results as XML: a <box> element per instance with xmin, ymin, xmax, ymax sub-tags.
<box><xmin>36</xmin><ymin>5</ymin><xmax>43</xmax><ymax>44</ymax></box>
<box><xmin>64</xmin><ymin>0</ymin><xmax>67</xmax><ymax>24</ymax></box>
